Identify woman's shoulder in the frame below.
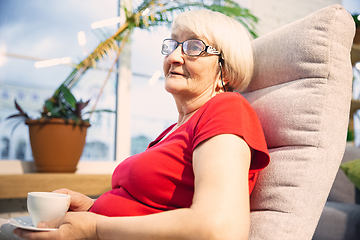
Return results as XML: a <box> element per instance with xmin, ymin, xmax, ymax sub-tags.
<box><xmin>203</xmin><ymin>92</ymin><xmax>254</xmax><ymax>113</ymax></box>
<box><xmin>213</xmin><ymin>91</ymin><xmax>244</xmax><ymax>100</ymax></box>
<box><xmin>206</xmin><ymin>93</ymin><xmax>269</xmax><ymax>171</ymax></box>
<box><xmin>193</xmin><ymin>91</ymin><xmax>259</xmax><ymax>128</ymax></box>
<box><xmin>209</xmin><ymin>92</ymin><xmax>249</xmax><ymax>105</ymax></box>
<box><xmin>192</xmin><ymin>91</ymin><xmax>269</xmax><ymax>170</ymax></box>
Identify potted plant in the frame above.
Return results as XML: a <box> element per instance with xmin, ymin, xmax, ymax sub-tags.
<box><xmin>8</xmin><ymin>0</ymin><xmax>258</xmax><ymax>173</ymax></box>
<box><xmin>8</xmin><ymin>85</ymin><xmax>97</xmax><ymax>173</ymax></box>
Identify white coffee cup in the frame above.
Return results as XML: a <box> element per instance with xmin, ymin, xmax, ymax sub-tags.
<box><xmin>27</xmin><ymin>192</ymin><xmax>71</xmax><ymax>227</ymax></box>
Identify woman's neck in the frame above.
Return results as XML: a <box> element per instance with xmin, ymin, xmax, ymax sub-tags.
<box><xmin>175</xmin><ymin>91</ymin><xmax>213</xmax><ymax>124</ymax></box>
<box><xmin>159</xmin><ymin>91</ymin><xmax>223</xmax><ymax>143</ymax></box>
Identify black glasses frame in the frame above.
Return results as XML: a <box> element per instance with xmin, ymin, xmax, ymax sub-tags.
<box><xmin>161</xmin><ymin>39</ymin><xmax>221</xmax><ymax>56</ymax></box>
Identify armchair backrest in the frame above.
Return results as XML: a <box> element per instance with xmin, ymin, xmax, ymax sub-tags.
<box><xmin>241</xmin><ymin>5</ymin><xmax>355</xmax><ymax>240</ymax></box>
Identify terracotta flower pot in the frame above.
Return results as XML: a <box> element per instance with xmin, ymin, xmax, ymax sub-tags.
<box><xmin>25</xmin><ymin>118</ymin><xmax>90</xmax><ymax>173</ymax></box>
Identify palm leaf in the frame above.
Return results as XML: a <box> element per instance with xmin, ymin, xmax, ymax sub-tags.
<box><xmin>42</xmin><ymin>0</ymin><xmax>258</xmax><ymax>122</ymax></box>
<box><xmin>60</xmin><ymin>0</ymin><xmax>257</xmax><ymax>89</ymax></box>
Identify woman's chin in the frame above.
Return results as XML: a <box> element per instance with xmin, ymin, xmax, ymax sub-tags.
<box><xmin>164</xmin><ymin>80</ymin><xmax>184</xmax><ymax>94</ymax></box>
<box><xmin>164</xmin><ymin>85</ymin><xmax>179</xmax><ymax>95</ymax></box>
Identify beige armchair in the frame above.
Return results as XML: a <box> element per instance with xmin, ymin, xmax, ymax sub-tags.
<box><xmin>0</xmin><ymin>4</ymin><xmax>355</xmax><ymax>240</ymax></box>
<box><xmin>241</xmin><ymin>4</ymin><xmax>355</xmax><ymax>240</ymax></box>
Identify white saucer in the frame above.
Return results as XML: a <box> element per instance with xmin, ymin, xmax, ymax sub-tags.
<box><xmin>8</xmin><ymin>216</ymin><xmax>57</xmax><ymax>232</ymax></box>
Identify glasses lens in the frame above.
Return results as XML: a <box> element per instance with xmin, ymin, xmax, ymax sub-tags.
<box><xmin>183</xmin><ymin>40</ymin><xmax>205</xmax><ymax>56</ymax></box>
<box><xmin>161</xmin><ymin>39</ymin><xmax>177</xmax><ymax>55</ymax></box>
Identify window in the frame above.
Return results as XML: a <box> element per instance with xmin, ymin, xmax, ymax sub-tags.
<box><xmin>1</xmin><ymin>137</ymin><xmax>10</xmax><ymax>159</ymax></box>
<box><xmin>0</xmin><ymin>0</ymin><xmax>177</xmax><ymax>166</ymax></box>
<box><xmin>0</xmin><ymin>0</ymin><xmax>119</xmax><ymax>162</ymax></box>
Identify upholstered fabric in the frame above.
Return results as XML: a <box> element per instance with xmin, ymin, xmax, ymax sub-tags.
<box><xmin>241</xmin><ymin>5</ymin><xmax>355</xmax><ymax>240</ymax></box>
<box><xmin>313</xmin><ymin>145</ymin><xmax>360</xmax><ymax>240</ymax></box>
<box><xmin>313</xmin><ymin>201</ymin><xmax>360</xmax><ymax>240</ymax></box>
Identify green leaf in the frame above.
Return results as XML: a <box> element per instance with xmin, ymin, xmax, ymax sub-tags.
<box><xmin>63</xmin><ymin>68</ymin><xmax>79</xmax><ymax>87</ymax></box>
<box><xmin>82</xmin><ymin>109</ymin><xmax>115</xmax><ymax>115</ymax></box>
<box><xmin>59</xmin><ymin>85</ymin><xmax>77</xmax><ymax>108</ymax></box>
<box><xmin>45</xmin><ymin>0</ymin><xmax>259</xmax><ymax>122</ymax></box>
<box><xmin>44</xmin><ymin>100</ymin><xmax>55</xmax><ymax>112</ymax></box>
<box><xmin>340</xmin><ymin>158</ymin><xmax>360</xmax><ymax>190</ymax></box>
<box><xmin>352</xmin><ymin>14</ymin><xmax>360</xmax><ymax>28</ymax></box>
<box><xmin>49</xmin><ymin>107</ymin><xmax>63</xmax><ymax>117</ymax></box>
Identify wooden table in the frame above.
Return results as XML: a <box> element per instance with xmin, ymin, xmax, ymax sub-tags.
<box><xmin>0</xmin><ymin>174</ymin><xmax>112</xmax><ymax>199</ymax></box>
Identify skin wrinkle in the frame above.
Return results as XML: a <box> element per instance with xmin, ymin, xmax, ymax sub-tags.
<box><xmin>160</xmin><ymin>28</ymin><xmax>226</xmax><ymax>142</ymax></box>
<box><xmin>164</xmin><ymin>31</ymin><xmax>224</xmax><ymax>123</ymax></box>
<box><xmin>12</xmin><ymin>9</ymin><xmax>260</xmax><ymax>240</ymax></box>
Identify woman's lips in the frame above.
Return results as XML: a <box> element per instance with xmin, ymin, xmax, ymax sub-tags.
<box><xmin>170</xmin><ymin>71</ymin><xmax>183</xmax><ymax>76</ymax></box>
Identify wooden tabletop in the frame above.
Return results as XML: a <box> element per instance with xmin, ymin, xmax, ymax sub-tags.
<box><xmin>0</xmin><ymin>174</ymin><xmax>112</xmax><ymax>199</ymax></box>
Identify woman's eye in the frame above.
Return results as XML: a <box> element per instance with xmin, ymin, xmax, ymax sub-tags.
<box><xmin>190</xmin><ymin>45</ymin><xmax>201</xmax><ymax>51</ymax></box>
<box><xmin>187</xmin><ymin>42</ymin><xmax>202</xmax><ymax>52</ymax></box>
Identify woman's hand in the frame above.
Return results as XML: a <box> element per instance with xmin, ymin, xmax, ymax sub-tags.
<box><xmin>13</xmin><ymin>212</ymin><xmax>100</xmax><ymax>240</ymax></box>
<box><xmin>53</xmin><ymin>189</ymin><xmax>95</xmax><ymax>212</ymax></box>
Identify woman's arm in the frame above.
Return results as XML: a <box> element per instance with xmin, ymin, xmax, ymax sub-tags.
<box><xmin>14</xmin><ymin>134</ymin><xmax>251</xmax><ymax>240</ymax></box>
<box><xmin>97</xmin><ymin>133</ymin><xmax>251</xmax><ymax>240</ymax></box>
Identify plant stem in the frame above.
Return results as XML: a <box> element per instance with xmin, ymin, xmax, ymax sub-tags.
<box><xmin>113</xmin><ymin>21</ymin><xmax>130</xmax><ymax>40</ymax></box>
<box><xmin>65</xmin><ymin>21</ymin><xmax>131</xmax><ymax>90</ymax></box>
<box><xmin>89</xmin><ymin>30</ymin><xmax>132</xmax><ymax>118</ymax></box>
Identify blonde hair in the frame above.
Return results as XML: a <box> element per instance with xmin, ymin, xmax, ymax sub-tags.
<box><xmin>172</xmin><ymin>9</ymin><xmax>254</xmax><ymax>92</ymax></box>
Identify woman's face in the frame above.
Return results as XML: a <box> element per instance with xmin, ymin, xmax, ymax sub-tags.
<box><xmin>163</xmin><ymin>28</ymin><xmax>221</xmax><ymax>103</ymax></box>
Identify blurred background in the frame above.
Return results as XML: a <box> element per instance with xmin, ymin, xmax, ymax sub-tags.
<box><xmin>0</xmin><ymin>0</ymin><xmax>359</xmax><ymax>164</ymax></box>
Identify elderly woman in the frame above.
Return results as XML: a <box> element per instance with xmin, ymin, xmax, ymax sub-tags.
<box><xmin>14</xmin><ymin>9</ymin><xmax>269</xmax><ymax>240</ymax></box>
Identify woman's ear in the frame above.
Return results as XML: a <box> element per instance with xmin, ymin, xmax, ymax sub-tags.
<box><xmin>216</xmin><ymin>77</ymin><xmax>229</xmax><ymax>92</ymax></box>
<box><xmin>217</xmin><ymin>61</ymin><xmax>229</xmax><ymax>91</ymax></box>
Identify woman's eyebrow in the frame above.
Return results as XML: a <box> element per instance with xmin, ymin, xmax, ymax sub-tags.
<box><xmin>170</xmin><ymin>33</ymin><xmax>199</xmax><ymax>40</ymax></box>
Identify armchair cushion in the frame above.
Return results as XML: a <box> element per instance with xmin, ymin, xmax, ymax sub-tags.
<box><xmin>312</xmin><ymin>201</ymin><xmax>360</xmax><ymax>240</ymax></box>
<box><xmin>241</xmin><ymin>4</ymin><xmax>355</xmax><ymax>240</ymax></box>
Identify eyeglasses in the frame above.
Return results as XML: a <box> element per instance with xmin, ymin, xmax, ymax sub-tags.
<box><xmin>161</xmin><ymin>39</ymin><xmax>220</xmax><ymax>56</ymax></box>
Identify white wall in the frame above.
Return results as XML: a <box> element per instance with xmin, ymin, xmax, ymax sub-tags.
<box><xmin>249</xmin><ymin>0</ymin><xmax>342</xmax><ymax>36</ymax></box>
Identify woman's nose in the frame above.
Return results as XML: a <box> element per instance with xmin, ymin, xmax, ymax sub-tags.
<box><xmin>167</xmin><ymin>44</ymin><xmax>184</xmax><ymax>63</ymax></box>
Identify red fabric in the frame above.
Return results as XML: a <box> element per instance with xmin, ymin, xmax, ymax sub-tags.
<box><xmin>90</xmin><ymin>92</ymin><xmax>270</xmax><ymax>217</ymax></box>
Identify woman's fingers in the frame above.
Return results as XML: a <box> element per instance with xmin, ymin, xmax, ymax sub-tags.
<box><xmin>52</xmin><ymin>188</ymin><xmax>73</xmax><ymax>195</ymax></box>
<box><xmin>37</xmin><ymin>218</ymin><xmax>61</xmax><ymax>229</ymax></box>
<box><xmin>13</xmin><ymin>228</ymin><xmax>58</xmax><ymax>240</ymax></box>
<box><xmin>13</xmin><ymin>212</ymin><xmax>99</xmax><ymax>240</ymax></box>
<box><xmin>52</xmin><ymin>189</ymin><xmax>94</xmax><ymax>212</ymax></box>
